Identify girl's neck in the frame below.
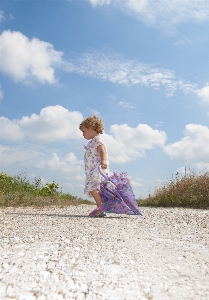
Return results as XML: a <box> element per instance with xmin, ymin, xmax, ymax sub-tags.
<box><xmin>91</xmin><ymin>133</ymin><xmax>99</xmax><ymax>139</ymax></box>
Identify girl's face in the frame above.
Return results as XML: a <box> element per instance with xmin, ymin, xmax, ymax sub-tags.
<box><xmin>80</xmin><ymin>126</ymin><xmax>97</xmax><ymax>140</ymax></box>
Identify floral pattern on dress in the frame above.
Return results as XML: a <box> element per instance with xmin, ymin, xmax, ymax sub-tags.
<box><xmin>84</xmin><ymin>135</ymin><xmax>109</xmax><ymax>197</ymax></box>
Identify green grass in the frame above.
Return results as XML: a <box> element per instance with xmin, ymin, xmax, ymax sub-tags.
<box><xmin>137</xmin><ymin>169</ymin><xmax>209</xmax><ymax>209</ymax></box>
<box><xmin>2</xmin><ymin>169</ymin><xmax>209</xmax><ymax>209</ymax></box>
<box><xmin>0</xmin><ymin>172</ymin><xmax>93</xmax><ymax>207</ymax></box>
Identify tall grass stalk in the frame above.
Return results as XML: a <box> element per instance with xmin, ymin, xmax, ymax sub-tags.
<box><xmin>137</xmin><ymin>169</ymin><xmax>209</xmax><ymax>209</ymax></box>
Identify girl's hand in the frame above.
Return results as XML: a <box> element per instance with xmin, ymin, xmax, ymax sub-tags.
<box><xmin>101</xmin><ymin>161</ymin><xmax>108</xmax><ymax>169</ymax></box>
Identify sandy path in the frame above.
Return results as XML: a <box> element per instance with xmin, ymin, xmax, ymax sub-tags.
<box><xmin>0</xmin><ymin>205</ymin><xmax>209</xmax><ymax>300</ymax></box>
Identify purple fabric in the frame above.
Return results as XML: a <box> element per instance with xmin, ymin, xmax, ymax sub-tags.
<box><xmin>100</xmin><ymin>171</ymin><xmax>143</xmax><ymax>216</ymax></box>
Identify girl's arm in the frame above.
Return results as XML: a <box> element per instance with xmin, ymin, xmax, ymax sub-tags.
<box><xmin>97</xmin><ymin>145</ymin><xmax>108</xmax><ymax>169</ymax></box>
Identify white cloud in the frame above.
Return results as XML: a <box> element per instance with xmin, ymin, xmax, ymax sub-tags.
<box><xmin>164</xmin><ymin>124</ymin><xmax>209</xmax><ymax>166</ymax></box>
<box><xmin>131</xmin><ymin>177</ymin><xmax>142</xmax><ymax>187</ymax></box>
<box><xmin>0</xmin><ymin>30</ymin><xmax>63</xmax><ymax>84</ymax></box>
<box><xmin>104</xmin><ymin>133</ymin><xmax>144</xmax><ymax>163</ymax></box>
<box><xmin>89</xmin><ymin>0</ymin><xmax>111</xmax><ymax>5</ymax></box>
<box><xmin>0</xmin><ymin>144</ymin><xmax>41</xmax><ymax>167</ymax></box>
<box><xmin>65</xmin><ymin>50</ymin><xmax>197</xmax><ymax>96</ymax></box>
<box><xmin>88</xmin><ymin>0</ymin><xmax>209</xmax><ymax>33</ymax></box>
<box><xmin>19</xmin><ymin>105</ymin><xmax>83</xmax><ymax>142</ymax></box>
<box><xmin>0</xmin><ymin>85</ymin><xmax>3</xmax><ymax>100</ymax></box>
<box><xmin>36</xmin><ymin>152</ymin><xmax>83</xmax><ymax>173</ymax></box>
<box><xmin>104</xmin><ymin>123</ymin><xmax>167</xmax><ymax>163</ymax></box>
<box><xmin>110</xmin><ymin>123</ymin><xmax>167</xmax><ymax>148</ymax></box>
<box><xmin>0</xmin><ymin>144</ymin><xmax>83</xmax><ymax>175</ymax></box>
<box><xmin>174</xmin><ymin>38</ymin><xmax>192</xmax><ymax>47</ymax></box>
<box><xmin>85</xmin><ymin>107</ymin><xmax>100</xmax><ymax>115</ymax></box>
<box><xmin>0</xmin><ymin>105</ymin><xmax>83</xmax><ymax>143</ymax></box>
<box><xmin>108</xmin><ymin>94</ymin><xmax>116</xmax><ymax>101</ymax></box>
<box><xmin>0</xmin><ymin>117</ymin><xmax>24</xmax><ymax>140</ymax></box>
<box><xmin>0</xmin><ymin>30</ymin><xmax>199</xmax><ymax>97</ymax></box>
<box><xmin>0</xmin><ymin>10</ymin><xmax>5</xmax><ymax>21</ymax></box>
<box><xmin>196</xmin><ymin>84</ymin><xmax>209</xmax><ymax>104</ymax></box>
<box><xmin>118</xmin><ymin>101</ymin><xmax>135</xmax><ymax>109</ymax></box>
<box><xmin>155</xmin><ymin>121</ymin><xmax>164</xmax><ymax>127</ymax></box>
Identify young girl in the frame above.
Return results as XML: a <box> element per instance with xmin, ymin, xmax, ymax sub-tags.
<box><xmin>79</xmin><ymin>116</ymin><xmax>109</xmax><ymax>217</ymax></box>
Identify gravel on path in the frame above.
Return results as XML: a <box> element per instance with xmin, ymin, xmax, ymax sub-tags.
<box><xmin>0</xmin><ymin>205</ymin><xmax>209</xmax><ymax>300</ymax></box>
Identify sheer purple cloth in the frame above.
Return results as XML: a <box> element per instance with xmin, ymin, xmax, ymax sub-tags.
<box><xmin>99</xmin><ymin>166</ymin><xmax>143</xmax><ymax>216</ymax></box>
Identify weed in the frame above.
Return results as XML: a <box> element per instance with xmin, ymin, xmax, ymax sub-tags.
<box><xmin>137</xmin><ymin>169</ymin><xmax>209</xmax><ymax>209</ymax></box>
<box><xmin>0</xmin><ymin>172</ymin><xmax>93</xmax><ymax>207</ymax></box>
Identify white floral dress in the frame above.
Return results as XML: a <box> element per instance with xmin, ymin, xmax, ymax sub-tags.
<box><xmin>84</xmin><ymin>135</ymin><xmax>109</xmax><ymax>197</ymax></box>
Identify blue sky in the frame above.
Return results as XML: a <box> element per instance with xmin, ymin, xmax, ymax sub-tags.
<box><xmin>0</xmin><ymin>0</ymin><xmax>209</xmax><ymax>200</ymax></box>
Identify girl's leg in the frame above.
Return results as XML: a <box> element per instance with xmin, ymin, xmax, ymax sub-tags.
<box><xmin>89</xmin><ymin>190</ymin><xmax>105</xmax><ymax>217</ymax></box>
<box><xmin>90</xmin><ymin>190</ymin><xmax>103</xmax><ymax>207</ymax></box>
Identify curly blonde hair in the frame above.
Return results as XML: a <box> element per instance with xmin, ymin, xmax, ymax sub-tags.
<box><xmin>79</xmin><ymin>116</ymin><xmax>104</xmax><ymax>134</ymax></box>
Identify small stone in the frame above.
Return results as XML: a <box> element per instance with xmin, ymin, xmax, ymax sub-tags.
<box><xmin>75</xmin><ymin>292</ymin><xmax>85</xmax><ymax>300</ymax></box>
<box><xmin>3</xmin><ymin>262</ymin><xmax>9</xmax><ymax>269</ymax></box>
<box><xmin>168</xmin><ymin>264</ymin><xmax>174</xmax><ymax>270</ymax></box>
<box><xmin>47</xmin><ymin>261</ymin><xmax>56</xmax><ymax>270</ymax></box>
<box><xmin>6</xmin><ymin>285</ymin><xmax>16</xmax><ymax>297</ymax></box>
<box><xmin>59</xmin><ymin>260</ymin><xmax>65</xmax><ymax>267</ymax></box>
<box><xmin>67</xmin><ymin>279</ymin><xmax>75</xmax><ymax>290</ymax></box>
<box><xmin>40</xmin><ymin>270</ymin><xmax>50</xmax><ymax>277</ymax></box>
<box><xmin>19</xmin><ymin>293</ymin><xmax>36</xmax><ymax>300</ymax></box>
<box><xmin>51</xmin><ymin>274</ymin><xmax>59</xmax><ymax>282</ymax></box>
<box><xmin>37</xmin><ymin>296</ymin><xmax>47</xmax><ymax>300</ymax></box>
<box><xmin>80</xmin><ymin>283</ymin><xmax>88</xmax><ymax>293</ymax></box>
<box><xmin>55</xmin><ymin>293</ymin><xmax>64</xmax><ymax>300</ymax></box>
